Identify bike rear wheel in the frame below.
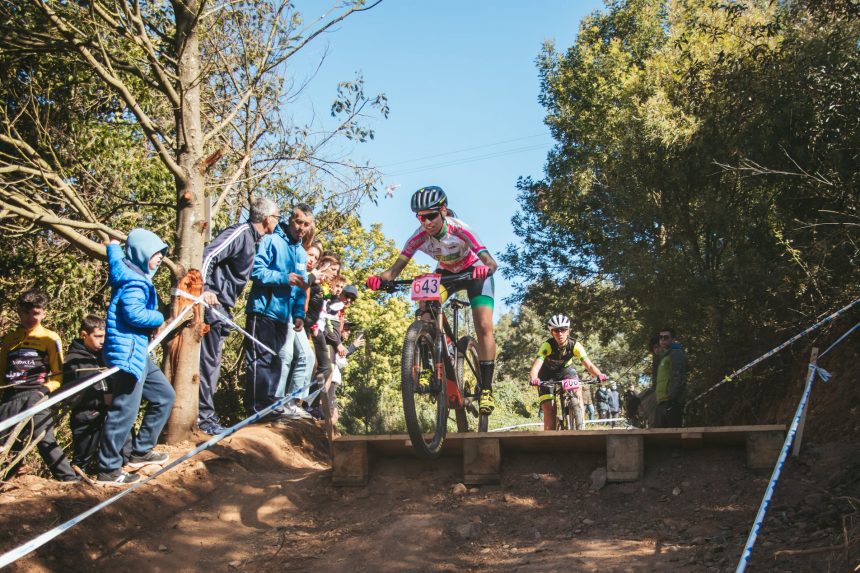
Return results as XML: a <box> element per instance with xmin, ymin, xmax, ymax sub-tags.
<box><xmin>401</xmin><ymin>320</ymin><xmax>447</xmax><ymax>458</ymax></box>
<box><xmin>456</xmin><ymin>336</ymin><xmax>488</xmax><ymax>432</ymax></box>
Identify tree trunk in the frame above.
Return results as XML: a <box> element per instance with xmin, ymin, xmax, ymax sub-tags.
<box><xmin>162</xmin><ymin>0</ymin><xmax>207</xmax><ymax>444</ymax></box>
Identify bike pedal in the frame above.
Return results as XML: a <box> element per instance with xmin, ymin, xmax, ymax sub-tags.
<box><xmin>465</xmin><ymin>399</ymin><xmax>479</xmax><ymax>417</ymax></box>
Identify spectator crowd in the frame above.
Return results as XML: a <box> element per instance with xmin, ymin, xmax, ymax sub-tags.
<box><xmin>0</xmin><ymin>198</ymin><xmax>362</xmax><ymax>485</ymax></box>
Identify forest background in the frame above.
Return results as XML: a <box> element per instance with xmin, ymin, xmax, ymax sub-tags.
<box><xmin>0</xmin><ymin>0</ymin><xmax>857</xmax><ymax>447</ymax></box>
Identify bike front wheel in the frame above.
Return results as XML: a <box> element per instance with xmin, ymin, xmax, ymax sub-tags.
<box><xmin>401</xmin><ymin>320</ymin><xmax>447</xmax><ymax>458</ymax></box>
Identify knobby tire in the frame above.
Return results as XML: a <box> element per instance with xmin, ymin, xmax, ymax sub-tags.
<box><xmin>401</xmin><ymin>320</ymin><xmax>447</xmax><ymax>458</ymax></box>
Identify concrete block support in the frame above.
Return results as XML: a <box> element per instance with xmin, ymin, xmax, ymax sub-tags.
<box><xmin>463</xmin><ymin>438</ymin><xmax>501</xmax><ymax>485</ymax></box>
<box><xmin>746</xmin><ymin>430</ymin><xmax>785</xmax><ymax>470</ymax></box>
<box><xmin>606</xmin><ymin>434</ymin><xmax>644</xmax><ymax>482</ymax></box>
<box><xmin>332</xmin><ymin>440</ymin><xmax>369</xmax><ymax>486</ymax></box>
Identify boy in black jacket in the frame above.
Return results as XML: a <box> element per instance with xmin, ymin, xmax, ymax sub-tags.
<box><xmin>61</xmin><ymin>315</ymin><xmax>129</xmax><ymax>473</ymax></box>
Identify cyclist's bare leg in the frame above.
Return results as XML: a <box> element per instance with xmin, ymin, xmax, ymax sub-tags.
<box><xmin>574</xmin><ymin>387</ymin><xmax>585</xmax><ymax>428</ymax></box>
<box><xmin>471</xmin><ymin>305</ymin><xmax>495</xmax><ymax>360</ymax></box>
<box><xmin>541</xmin><ymin>400</ymin><xmax>555</xmax><ymax>431</ymax></box>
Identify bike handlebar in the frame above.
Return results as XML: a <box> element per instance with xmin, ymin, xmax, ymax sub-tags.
<box><xmin>378</xmin><ymin>270</ymin><xmax>490</xmax><ymax>292</ymax></box>
<box><xmin>538</xmin><ymin>379</ymin><xmax>581</xmax><ymax>389</ymax></box>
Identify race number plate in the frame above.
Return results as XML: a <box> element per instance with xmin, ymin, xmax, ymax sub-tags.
<box><xmin>411</xmin><ymin>273</ymin><xmax>442</xmax><ymax>301</ymax></box>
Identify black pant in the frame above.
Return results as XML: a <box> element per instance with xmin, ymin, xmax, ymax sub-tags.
<box><xmin>243</xmin><ymin>314</ymin><xmax>287</xmax><ymax>414</ymax></box>
<box><xmin>655</xmin><ymin>400</ymin><xmax>684</xmax><ymax>428</ymax></box>
<box><xmin>199</xmin><ymin>307</ymin><xmax>233</xmax><ymax>423</ymax></box>
<box><xmin>0</xmin><ymin>389</ymin><xmax>76</xmax><ymax>480</ymax></box>
<box><xmin>70</xmin><ymin>405</ymin><xmax>131</xmax><ymax>473</ymax></box>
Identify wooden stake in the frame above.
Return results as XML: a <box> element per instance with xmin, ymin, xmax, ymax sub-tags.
<box><xmin>792</xmin><ymin>346</ymin><xmax>818</xmax><ymax>458</ymax></box>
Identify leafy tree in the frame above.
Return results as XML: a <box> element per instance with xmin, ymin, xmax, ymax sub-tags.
<box><xmin>318</xmin><ymin>215</ymin><xmax>427</xmax><ymax>434</ymax></box>
<box><xmin>502</xmin><ymin>0</ymin><xmax>860</xmax><ymax>421</ymax></box>
<box><xmin>0</xmin><ymin>0</ymin><xmax>386</xmax><ymax>441</ymax></box>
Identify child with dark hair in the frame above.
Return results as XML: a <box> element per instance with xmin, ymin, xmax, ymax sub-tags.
<box><xmin>0</xmin><ymin>289</ymin><xmax>78</xmax><ymax>481</ymax></box>
<box><xmin>61</xmin><ymin>314</ymin><xmax>130</xmax><ymax>473</ymax></box>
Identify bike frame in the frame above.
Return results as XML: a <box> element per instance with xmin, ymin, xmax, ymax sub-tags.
<box><xmin>422</xmin><ymin>296</ymin><xmax>472</xmax><ymax>409</ymax></box>
<box><xmin>540</xmin><ymin>379</ymin><xmax>584</xmax><ymax>431</ymax></box>
<box><xmin>383</xmin><ymin>271</ymin><xmax>478</xmax><ymax>409</ymax></box>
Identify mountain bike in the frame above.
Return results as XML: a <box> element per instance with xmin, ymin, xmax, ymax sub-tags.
<box><xmin>379</xmin><ymin>272</ymin><xmax>488</xmax><ymax>458</ymax></box>
<box><xmin>540</xmin><ymin>376</ymin><xmax>585</xmax><ymax>431</ymax></box>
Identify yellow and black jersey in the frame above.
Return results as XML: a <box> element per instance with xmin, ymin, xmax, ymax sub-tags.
<box><xmin>0</xmin><ymin>325</ymin><xmax>64</xmax><ymax>392</ymax></box>
<box><xmin>535</xmin><ymin>337</ymin><xmax>589</xmax><ymax>372</ymax></box>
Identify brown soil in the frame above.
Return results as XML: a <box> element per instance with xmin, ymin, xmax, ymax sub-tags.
<box><xmin>0</xmin><ymin>338</ymin><xmax>857</xmax><ymax>572</ymax></box>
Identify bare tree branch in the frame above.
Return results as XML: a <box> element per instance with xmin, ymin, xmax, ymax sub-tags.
<box><xmin>30</xmin><ymin>0</ymin><xmax>186</xmax><ymax>183</ymax></box>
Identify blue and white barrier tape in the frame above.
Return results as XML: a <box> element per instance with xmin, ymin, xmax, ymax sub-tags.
<box><xmin>171</xmin><ymin>289</ymin><xmax>277</xmax><ymax>356</ymax></box>
<box><xmin>819</xmin><ymin>320</ymin><xmax>860</xmax><ymax>359</ymax></box>
<box><xmin>0</xmin><ymin>379</ymin><xmax>317</xmax><ymax>569</ymax></box>
<box><xmin>489</xmin><ymin>423</ymin><xmax>542</xmax><ymax>432</ymax></box>
<box><xmin>689</xmin><ymin>297</ymin><xmax>860</xmax><ymax>406</ymax></box>
<box><xmin>735</xmin><ymin>363</ymin><xmax>831</xmax><ymax>573</ymax></box>
<box><xmin>0</xmin><ymin>298</ymin><xmax>200</xmax><ymax>434</ymax></box>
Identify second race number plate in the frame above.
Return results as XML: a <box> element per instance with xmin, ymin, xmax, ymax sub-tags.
<box><xmin>411</xmin><ymin>273</ymin><xmax>442</xmax><ymax>301</ymax></box>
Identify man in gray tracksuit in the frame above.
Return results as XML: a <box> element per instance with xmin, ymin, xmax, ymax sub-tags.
<box><xmin>197</xmin><ymin>197</ymin><xmax>279</xmax><ymax>435</ymax></box>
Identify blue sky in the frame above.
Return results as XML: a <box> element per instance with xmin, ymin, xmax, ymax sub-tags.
<box><xmin>291</xmin><ymin>0</ymin><xmax>605</xmax><ymax>315</ymax></box>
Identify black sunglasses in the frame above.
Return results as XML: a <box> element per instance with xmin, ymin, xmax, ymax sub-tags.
<box><xmin>551</xmin><ymin>327</ymin><xmax>570</xmax><ymax>333</ymax></box>
<box><xmin>416</xmin><ymin>211</ymin><xmax>440</xmax><ymax>222</ymax></box>
<box><xmin>659</xmin><ymin>334</ymin><xmax>671</xmax><ymax>340</ymax></box>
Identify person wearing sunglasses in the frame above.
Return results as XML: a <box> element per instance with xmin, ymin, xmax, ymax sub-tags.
<box><xmin>365</xmin><ymin>185</ymin><xmax>499</xmax><ymax>415</ymax></box>
<box><xmin>527</xmin><ymin>314</ymin><xmax>607</xmax><ymax>431</ymax></box>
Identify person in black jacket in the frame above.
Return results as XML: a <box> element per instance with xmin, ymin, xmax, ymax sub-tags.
<box><xmin>198</xmin><ymin>197</ymin><xmax>279</xmax><ymax>434</ymax></box>
<box><xmin>61</xmin><ymin>315</ymin><xmax>130</xmax><ymax>473</ymax></box>
<box><xmin>594</xmin><ymin>382</ymin><xmax>611</xmax><ymax>420</ymax></box>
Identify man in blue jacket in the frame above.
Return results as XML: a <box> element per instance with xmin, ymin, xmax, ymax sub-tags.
<box><xmin>197</xmin><ymin>197</ymin><xmax>279</xmax><ymax>435</ymax></box>
<box><xmin>244</xmin><ymin>204</ymin><xmax>312</xmax><ymax>417</ymax></box>
<box><xmin>97</xmin><ymin>229</ymin><xmax>176</xmax><ymax>484</ymax></box>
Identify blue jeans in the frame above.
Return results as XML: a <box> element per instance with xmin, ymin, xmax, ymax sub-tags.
<box><xmin>97</xmin><ymin>359</ymin><xmax>176</xmax><ymax>473</ymax></box>
<box><xmin>275</xmin><ymin>325</ymin><xmax>313</xmax><ymax>402</ymax></box>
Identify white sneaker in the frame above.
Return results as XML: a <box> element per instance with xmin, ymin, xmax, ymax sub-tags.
<box><xmin>293</xmin><ymin>404</ymin><xmax>313</xmax><ymax>420</ymax></box>
<box><xmin>275</xmin><ymin>403</ymin><xmax>300</xmax><ymax>420</ymax></box>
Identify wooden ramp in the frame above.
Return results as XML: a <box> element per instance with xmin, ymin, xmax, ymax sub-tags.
<box><xmin>331</xmin><ymin>425</ymin><xmax>786</xmax><ymax>486</ymax></box>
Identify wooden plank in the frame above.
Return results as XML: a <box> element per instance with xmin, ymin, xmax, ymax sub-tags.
<box><xmin>606</xmin><ymin>435</ymin><xmax>644</xmax><ymax>482</ymax></box>
<box><xmin>463</xmin><ymin>438</ymin><xmax>501</xmax><ymax>485</ymax></box>
<box><xmin>681</xmin><ymin>432</ymin><xmax>704</xmax><ymax>449</ymax></box>
<box><xmin>331</xmin><ymin>425</ymin><xmax>788</xmax><ymax>475</ymax></box>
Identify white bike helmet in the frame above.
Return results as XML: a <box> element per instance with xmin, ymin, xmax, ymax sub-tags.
<box><xmin>547</xmin><ymin>314</ymin><xmax>571</xmax><ymax>329</ymax></box>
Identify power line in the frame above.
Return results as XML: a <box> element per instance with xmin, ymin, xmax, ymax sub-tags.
<box><xmin>387</xmin><ymin>143</ymin><xmax>552</xmax><ymax>176</ymax></box>
<box><xmin>380</xmin><ymin>133</ymin><xmax>551</xmax><ymax>168</ymax></box>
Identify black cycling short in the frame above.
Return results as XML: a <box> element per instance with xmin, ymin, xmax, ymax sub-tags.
<box><xmin>438</xmin><ymin>265</ymin><xmax>494</xmax><ymax>309</ymax></box>
<box><xmin>537</xmin><ymin>365</ymin><xmax>579</xmax><ymax>403</ymax></box>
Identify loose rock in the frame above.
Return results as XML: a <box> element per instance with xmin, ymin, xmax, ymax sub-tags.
<box><xmin>589</xmin><ymin>468</ymin><xmax>607</xmax><ymax>491</ymax></box>
<box><xmin>456</xmin><ymin>523</ymin><xmax>481</xmax><ymax>540</ymax></box>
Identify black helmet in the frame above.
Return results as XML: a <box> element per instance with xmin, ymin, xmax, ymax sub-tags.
<box><xmin>411</xmin><ymin>186</ymin><xmax>447</xmax><ymax>212</ymax></box>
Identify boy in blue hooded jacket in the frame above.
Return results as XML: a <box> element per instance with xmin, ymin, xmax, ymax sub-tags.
<box><xmin>96</xmin><ymin>229</ymin><xmax>176</xmax><ymax>484</ymax></box>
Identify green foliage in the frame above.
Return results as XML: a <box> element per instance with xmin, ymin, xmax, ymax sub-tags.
<box><xmin>502</xmin><ymin>0</ymin><xmax>860</xmax><ymax>422</ymax></box>
<box><xmin>318</xmin><ymin>215</ymin><xmax>428</xmax><ymax>434</ymax></box>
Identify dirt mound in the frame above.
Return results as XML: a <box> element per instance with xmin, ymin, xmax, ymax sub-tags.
<box><xmin>1</xmin><ymin>334</ymin><xmax>858</xmax><ymax>572</ymax></box>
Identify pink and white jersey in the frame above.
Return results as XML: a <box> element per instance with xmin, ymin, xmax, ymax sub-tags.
<box><xmin>400</xmin><ymin>217</ymin><xmax>488</xmax><ymax>273</ymax></box>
